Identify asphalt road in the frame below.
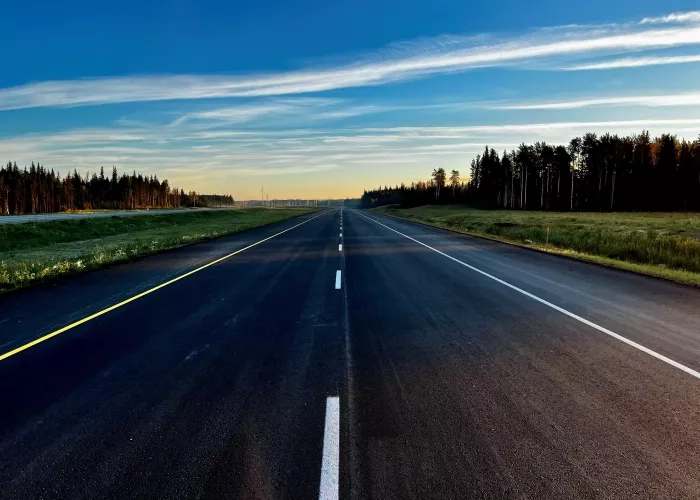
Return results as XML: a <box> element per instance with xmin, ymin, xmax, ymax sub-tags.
<box><xmin>0</xmin><ymin>207</ymin><xmax>228</xmax><ymax>224</ymax></box>
<box><xmin>2</xmin><ymin>208</ymin><xmax>700</xmax><ymax>499</ymax></box>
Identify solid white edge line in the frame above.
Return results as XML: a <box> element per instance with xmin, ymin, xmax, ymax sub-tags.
<box><xmin>319</xmin><ymin>396</ymin><xmax>340</xmax><ymax>500</ymax></box>
<box><xmin>352</xmin><ymin>210</ymin><xmax>700</xmax><ymax>381</ymax></box>
<box><xmin>335</xmin><ymin>270</ymin><xmax>342</xmax><ymax>289</ymax></box>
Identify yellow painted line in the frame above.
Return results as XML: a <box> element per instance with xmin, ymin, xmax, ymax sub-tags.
<box><xmin>0</xmin><ymin>211</ymin><xmax>327</xmax><ymax>362</ymax></box>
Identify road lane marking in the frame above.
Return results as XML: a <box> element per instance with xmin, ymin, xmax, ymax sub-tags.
<box><xmin>0</xmin><ymin>211</ymin><xmax>328</xmax><ymax>362</ymax></box>
<box><xmin>340</xmin><ymin>232</ymin><xmax>342</xmax><ymax>237</ymax></box>
<box><xmin>353</xmin><ymin>210</ymin><xmax>700</xmax><ymax>381</ymax></box>
<box><xmin>335</xmin><ymin>270</ymin><xmax>342</xmax><ymax>289</ymax></box>
<box><xmin>339</xmin><ymin>244</ymin><xmax>343</xmax><ymax>252</ymax></box>
<box><xmin>319</xmin><ymin>396</ymin><xmax>340</xmax><ymax>500</ymax></box>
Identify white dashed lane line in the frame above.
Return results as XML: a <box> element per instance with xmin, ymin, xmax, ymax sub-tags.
<box><xmin>318</xmin><ymin>396</ymin><xmax>340</xmax><ymax>500</ymax></box>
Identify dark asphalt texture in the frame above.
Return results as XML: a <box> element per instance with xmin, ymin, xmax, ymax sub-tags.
<box><xmin>2</xmin><ymin>208</ymin><xmax>700</xmax><ymax>499</ymax></box>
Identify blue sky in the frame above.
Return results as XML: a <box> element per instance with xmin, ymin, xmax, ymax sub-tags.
<box><xmin>3</xmin><ymin>1</ymin><xmax>700</xmax><ymax>199</ymax></box>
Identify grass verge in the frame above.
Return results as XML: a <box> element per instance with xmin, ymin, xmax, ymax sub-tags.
<box><xmin>0</xmin><ymin>208</ymin><xmax>315</xmax><ymax>292</ymax></box>
<box><xmin>371</xmin><ymin>205</ymin><xmax>700</xmax><ymax>286</ymax></box>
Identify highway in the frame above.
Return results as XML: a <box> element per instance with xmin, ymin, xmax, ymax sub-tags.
<box><xmin>2</xmin><ymin>208</ymin><xmax>700</xmax><ymax>499</ymax></box>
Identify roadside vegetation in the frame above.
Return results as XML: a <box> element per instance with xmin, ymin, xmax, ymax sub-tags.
<box><xmin>373</xmin><ymin>205</ymin><xmax>700</xmax><ymax>286</ymax></box>
<box><xmin>0</xmin><ymin>208</ymin><xmax>314</xmax><ymax>292</ymax></box>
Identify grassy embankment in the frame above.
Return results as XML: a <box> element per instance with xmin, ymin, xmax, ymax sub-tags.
<box><xmin>373</xmin><ymin>205</ymin><xmax>700</xmax><ymax>286</ymax></box>
<box><xmin>0</xmin><ymin>208</ymin><xmax>314</xmax><ymax>292</ymax></box>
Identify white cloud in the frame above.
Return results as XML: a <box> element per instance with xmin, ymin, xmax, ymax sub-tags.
<box><xmin>564</xmin><ymin>54</ymin><xmax>700</xmax><ymax>70</ymax></box>
<box><xmin>177</xmin><ymin>98</ymin><xmax>336</xmax><ymax>124</ymax></box>
<box><xmin>641</xmin><ymin>11</ymin><xmax>700</xmax><ymax>24</ymax></box>
<box><xmin>490</xmin><ymin>92</ymin><xmax>700</xmax><ymax>110</ymax></box>
<box><xmin>3</xmin><ymin>11</ymin><xmax>700</xmax><ymax>110</ymax></box>
<box><xmin>359</xmin><ymin>119</ymin><xmax>700</xmax><ymax>135</ymax></box>
<box><xmin>4</xmin><ymin>115</ymin><xmax>700</xmax><ymax>197</ymax></box>
<box><xmin>169</xmin><ymin>98</ymin><xmax>390</xmax><ymax>128</ymax></box>
<box><xmin>4</xmin><ymin>117</ymin><xmax>700</xmax><ymax>172</ymax></box>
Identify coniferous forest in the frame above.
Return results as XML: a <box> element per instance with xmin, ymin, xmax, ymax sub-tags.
<box><xmin>0</xmin><ymin>162</ymin><xmax>233</xmax><ymax>214</ymax></box>
<box><xmin>361</xmin><ymin>131</ymin><xmax>700</xmax><ymax>211</ymax></box>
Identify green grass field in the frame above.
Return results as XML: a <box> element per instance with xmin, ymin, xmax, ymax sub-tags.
<box><xmin>373</xmin><ymin>205</ymin><xmax>700</xmax><ymax>286</ymax></box>
<box><xmin>0</xmin><ymin>208</ymin><xmax>314</xmax><ymax>292</ymax></box>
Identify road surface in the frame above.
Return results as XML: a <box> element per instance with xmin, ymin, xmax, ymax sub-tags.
<box><xmin>1</xmin><ymin>208</ymin><xmax>700</xmax><ymax>499</ymax></box>
<box><xmin>0</xmin><ymin>207</ymin><xmax>229</xmax><ymax>224</ymax></box>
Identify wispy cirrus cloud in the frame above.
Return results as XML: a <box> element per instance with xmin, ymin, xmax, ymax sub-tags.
<box><xmin>5</xmin><ymin>118</ymin><xmax>700</xmax><ymax>177</ymax></box>
<box><xmin>564</xmin><ymin>53</ymin><xmax>700</xmax><ymax>70</ymax></box>
<box><xmin>641</xmin><ymin>12</ymin><xmax>700</xmax><ymax>24</ymax></box>
<box><xmin>2</xmin><ymin>11</ymin><xmax>700</xmax><ymax>111</ymax></box>
<box><xmin>169</xmin><ymin>98</ymin><xmax>338</xmax><ymax>126</ymax></box>
<box><xmin>489</xmin><ymin>92</ymin><xmax>700</xmax><ymax>110</ymax></box>
<box><xmin>171</xmin><ymin>98</ymin><xmax>391</xmax><ymax>127</ymax></box>
<box><xmin>4</xmin><ymin>115</ymin><xmax>700</xmax><ymax>197</ymax></box>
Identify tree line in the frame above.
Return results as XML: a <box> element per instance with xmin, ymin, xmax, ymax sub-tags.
<box><xmin>361</xmin><ymin>131</ymin><xmax>700</xmax><ymax>211</ymax></box>
<box><xmin>0</xmin><ymin>162</ymin><xmax>233</xmax><ymax>215</ymax></box>
<box><xmin>194</xmin><ymin>194</ymin><xmax>236</xmax><ymax>208</ymax></box>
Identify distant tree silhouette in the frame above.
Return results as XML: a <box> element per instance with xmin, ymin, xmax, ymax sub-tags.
<box><xmin>449</xmin><ymin>170</ymin><xmax>460</xmax><ymax>198</ymax></box>
<box><xmin>431</xmin><ymin>168</ymin><xmax>447</xmax><ymax>200</ymax></box>
<box><xmin>0</xmin><ymin>163</ymin><xmax>234</xmax><ymax>215</ymax></box>
<box><xmin>361</xmin><ymin>130</ymin><xmax>700</xmax><ymax>211</ymax></box>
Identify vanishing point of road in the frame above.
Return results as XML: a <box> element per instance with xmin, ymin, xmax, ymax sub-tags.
<box><xmin>1</xmin><ymin>208</ymin><xmax>700</xmax><ymax>499</ymax></box>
